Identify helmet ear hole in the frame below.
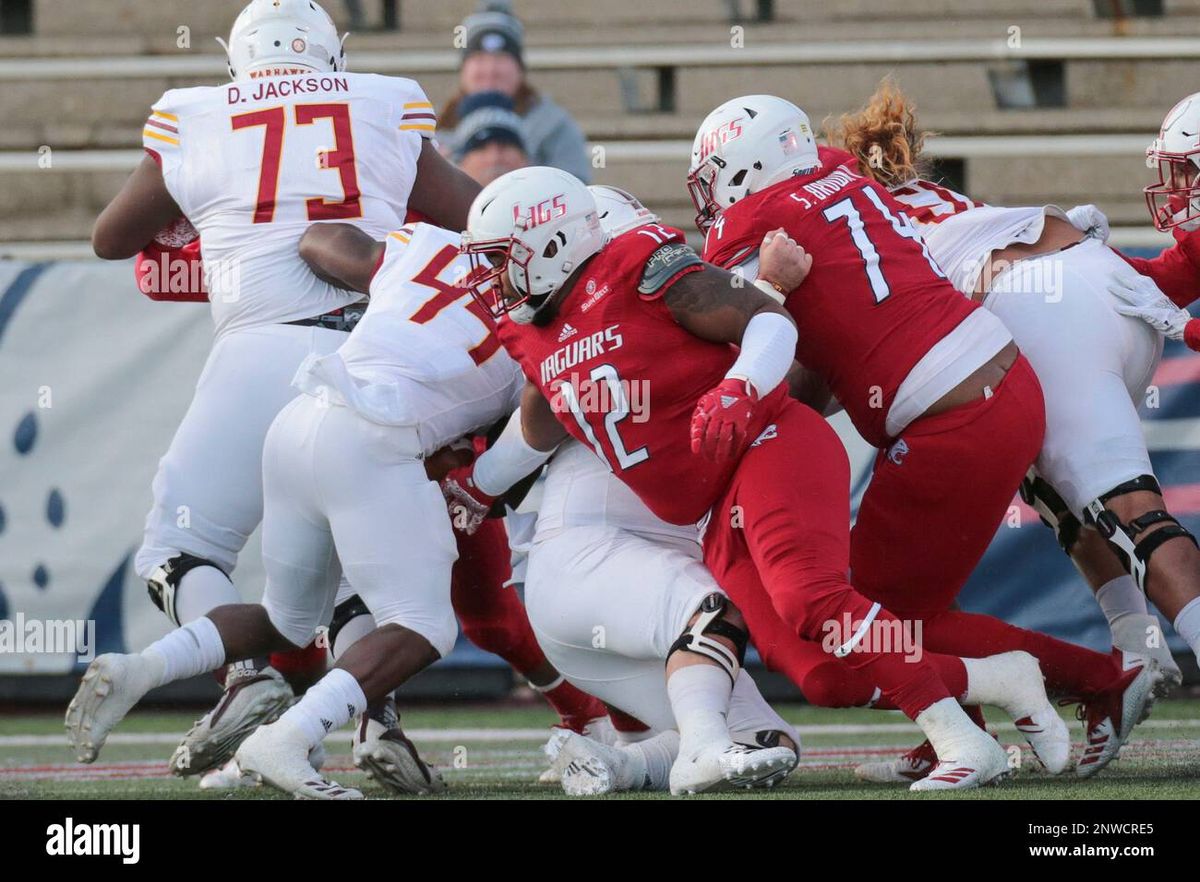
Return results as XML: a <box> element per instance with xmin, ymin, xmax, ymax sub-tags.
<box><xmin>729</xmin><ymin>169</ymin><xmax>748</xmax><ymax>187</ymax></box>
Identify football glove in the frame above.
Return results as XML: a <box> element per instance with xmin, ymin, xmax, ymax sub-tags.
<box><xmin>441</xmin><ymin>464</ymin><xmax>497</xmax><ymax>535</ymax></box>
<box><xmin>1107</xmin><ymin>272</ymin><xmax>1199</xmax><ymax>349</ymax></box>
<box><xmin>691</xmin><ymin>378</ymin><xmax>758</xmax><ymax>462</ymax></box>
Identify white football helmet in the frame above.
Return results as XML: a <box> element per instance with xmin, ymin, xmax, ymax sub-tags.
<box><xmin>461</xmin><ymin>166</ymin><xmax>603</xmax><ymax>324</ymax></box>
<box><xmin>218</xmin><ymin>0</ymin><xmax>347</xmax><ymax>82</ymax></box>
<box><xmin>588</xmin><ymin>185</ymin><xmax>659</xmax><ymax>238</ymax></box>
<box><xmin>687</xmin><ymin>95</ymin><xmax>819</xmax><ymax>232</ymax></box>
<box><xmin>1145</xmin><ymin>92</ymin><xmax>1200</xmax><ymax>232</ymax></box>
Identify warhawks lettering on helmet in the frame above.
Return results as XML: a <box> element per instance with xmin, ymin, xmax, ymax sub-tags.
<box><xmin>514</xmin><ymin>195</ymin><xmax>568</xmax><ymax>229</ymax></box>
<box><xmin>539</xmin><ymin>324</ymin><xmax>624</xmax><ymax>384</ymax></box>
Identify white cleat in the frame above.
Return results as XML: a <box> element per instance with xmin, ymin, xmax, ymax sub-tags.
<box><xmin>539</xmin><ymin>715</ymin><xmax>617</xmax><ymax>784</ymax></box>
<box><xmin>552</xmin><ymin>731</ymin><xmax>642</xmax><ymax>796</ymax></box>
<box><xmin>65</xmin><ymin>653</ymin><xmax>162</xmax><ymax>764</ymax></box>
<box><xmin>1112</xmin><ymin>614</ymin><xmax>1180</xmax><ymax>706</ymax></box>
<box><xmin>236</xmin><ymin>719</ymin><xmax>362</xmax><ymax>800</ymax></box>
<box><xmin>170</xmin><ymin>663</ymin><xmax>293</xmax><ymax>777</ymax></box>
<box><xmin>855</xmin><ymin>739</ymin><xmax>938</xmax><ymax>784</ymax></box>
<box><xmin>351</xmin><ymin>698</ymin><xmax>445</xmax><ymax>796</ymax></box>
<box><xmin>198</xmin><ymin>758</ymin><xmax>260</xmax><ymax>791</ymax></box>
<box><xmin>909</xmin><ymin>732</ymin><xmax>1010</xmax><ymax>792</ymax></box>
<box><xmin>197</xmin><ymin>743</ymin><xmax>325</xmax><ymax>791</ymax></box>
<box><xmin>1075</xmin><ymin>651</ymin><xmax>1156</xmax><ymax>778</ymax></box>
<box><xmin>730</xmin><ymin>729</ymin><xmax>800</xmax><ymax>789</ymax></box>
<box><xmin>988</xmin><ymin>651</ymin><xmax>1071</xmax><ymax>775</ymax></box>
<box><xmin>669</xmin><ymin>741</ymin><xmax>797</xmax><ymax>795</ymax></box>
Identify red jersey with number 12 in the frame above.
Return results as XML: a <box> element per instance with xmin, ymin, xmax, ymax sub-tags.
<box><xmin>497</xmin><ymin>224</ymin><xmax>786</xmax><ymax>526</ymax></box>
<box><xmin>702</xmin><ymin>147</ymin><xmax>979</xmax><ymax>447</ymax></box>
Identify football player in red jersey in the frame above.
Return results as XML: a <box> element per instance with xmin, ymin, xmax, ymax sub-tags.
<box><xmin>451</xmin><ymin>165</ymin><xmax>1072</xmax><ymax>791</ymax></box>
<box><xmin>687</xmin><ymin>95</ymin><xmax>1158</xmax><ymax>775</ymax></box>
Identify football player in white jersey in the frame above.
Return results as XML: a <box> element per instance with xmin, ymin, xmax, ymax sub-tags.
<box><xmin>437</xmin><ymin>186</ymin><xmax>801</xmax><ymax>795</ymax></box>
<box><xmin>66</xmin><ymin>220</ymin><xmax>526</xmax><ymax>799</ymax></box>
<box><xmin>71</xmin><ymin>0</ymin><xmax>482</xmax><ymax>783</ymax></box>
<box><xmin>828</xmin><ymin>78</ymin><xmax>1200</xmax><ymax>781</ymax></box>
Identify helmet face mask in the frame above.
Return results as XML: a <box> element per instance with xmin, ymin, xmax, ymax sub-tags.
<box><xmin>686</xmin><ymin>155</ymin><xmax>725</xmax><ymax>233</ymax></box>
<box><xmin>1144</xmin><ymin>151</ymin><xmax>1200</xmax><ymax>232</ymax></box>
<box><xmin>460</xmin><ymin>233</ymin><xmax>544</xmax><ymax>323</ymax></box>
<box><xmin>461</xmin><ymin>166</ymin><xmax>604</xmax><ymax>325</ymax></box>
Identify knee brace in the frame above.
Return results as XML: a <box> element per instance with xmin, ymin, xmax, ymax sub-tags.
<box><xmin>667</xmin><ymin>593</ymin><xmax>748</xmax><ymax>683</ymax></box>
<box><xmin>146</xmin><ymin>553</ymin><xmax>227</xmax><ymax>627</ymax></box>
<box><xmin>1084</xmin><ymin>475</ymin><xmax>1199</xmax><ymax>591</ymax></box>
<box><xmin>1019</xmin><ymin>469</ymin><xmax>1082</xmax><ymax>556</ymax></box>
<box><xmin>328</xmin><ymin>594</ymin><xmax>372</xmax><ymax>650</ymax></box>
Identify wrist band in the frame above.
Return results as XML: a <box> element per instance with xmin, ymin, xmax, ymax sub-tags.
<box><xmin>753</xmin><ymin>278</ymin><xmax>787</xmax><ymax>305</ymax></box>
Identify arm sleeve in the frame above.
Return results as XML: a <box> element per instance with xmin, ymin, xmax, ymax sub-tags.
<box><xmin>471</xmin><ymin>408</ymin><xmax>557</xmax><ymax>496</ymax></box>
<box><xmin>1116</xmin><ymin>230</ymin><xmax>1200</xmax><ymax>308</ymax></box>
<box><xmin>390</xmin><ymin>78</ymin><xmax>438</xmax><ymax>142</ymax></box>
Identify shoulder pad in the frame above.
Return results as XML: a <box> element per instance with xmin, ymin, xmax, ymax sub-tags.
<box><xmin>638</xmin><ymin>242</ymin><xmax>703</xmax><ymax>296</ymax></box>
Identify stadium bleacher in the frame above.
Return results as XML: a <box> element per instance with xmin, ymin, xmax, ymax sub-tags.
<box><xmin>0</xmin><ymin>0</ymin><xmax>1197</xmax><ymax>251</ymax></box>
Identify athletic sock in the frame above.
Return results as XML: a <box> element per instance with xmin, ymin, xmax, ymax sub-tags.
<box><xmin>276</xmin><ymin>667</ymin><xmax>367</xmax><ymax>748</ymax></box>
<box><xmin>1173</xmin><ymin>596</ymin><xmax>1200</xmax><ymax>663</ymax></box>
<box><xmin>619</xmin><ymin>730</ymin><xmax>680</xmax><ymax>790</ymax></box>
<box><xmin>666</xmin><ymin>664</ymin><xmax>733</xmax><ymax>758</ymax></box>
<box><xmin>1096</xmin><ymin>575</ymin><xmax>1148</xmax><ymax>624</ymax></box>
<box><xmin>174</xmin><ymin>565</ymin><xmax>240</xmax><ymax>624</ymax></box>
<box><xmin>142</xmin><ymin>617</ymin><xmax>225</xmax><ymax>687</ymax></box>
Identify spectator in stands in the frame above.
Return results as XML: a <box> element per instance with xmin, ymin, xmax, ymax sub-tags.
<box><xmin>441</xmin><ymin>1</ymin><xmax>592</xmax><ymax>182</ymax></box>
<box><xmin>451</xmin><ymin>92</ymin><xmax>530</xmax><ymax>186</ymax></box>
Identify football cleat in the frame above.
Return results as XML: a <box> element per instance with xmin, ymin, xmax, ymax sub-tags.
<box><xmin>855</xmin><ymin>739</ymin><xmax>938</xmax><ymax>784</ymax></box>
<box><xmin>65</xmin><ymin>653</ymin><xmax>163</xmax><ymax>764</ymax></box>
<box><xmin>669</xmin><ymin>741</ymin><xmax>797</xmax><ymax>795</ymax></box>
<box><xmin>909</xmin><ymin>733</ymin><xmax>1010</xmax><ymax>792</ymax></box>
<box><xmin>197</xmin><ymin>743</ymin><xmax>326</xmax><ymax>790</ymax></box>
<box><xmin>1110</xmin><ymin>613</ymin><xmax>1181</xmax><ymax>705</ymax></box>
<box><xmin>169</xmin><ymin>663</ymin><xmax>293</xmax><ymax>777</ymax></box>
<box><xmin>236</xmin><ymin>718</ymin><xmax>362</xmax><ymax>800</ymax></box>
<box><xmin>539</xmin><ymin>714</ymin><xmax>617</xmax><ymax>784</ymax></box>
<box><xmin>1074</xmin><ymin>651</ymin><xmax>1156</xmax><ymax>778</ymax></box>
<box><xmin>553</xmin><ymin>731</ymin><xmax>643</xmax><ymax>796</ymax></box>
<box><xmin>988</xmin><ymin>651</ymin><xmax>1071</xmax><ymax>775</ymax></box>
<box><xmin>731</xmin><ymin>729</ymin><xmax>799</xmax><ymax>789</ymax></box>
<box><xmin>351</xmin><ymin>697</ymin><xmax>445</xmax><ymax>796</ymax></box>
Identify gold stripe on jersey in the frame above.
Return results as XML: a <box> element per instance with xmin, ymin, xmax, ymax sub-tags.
<box><xmin>143</xmin><ymin>128</ymin><xmax>180</xmax><ymax>146</ymax></box>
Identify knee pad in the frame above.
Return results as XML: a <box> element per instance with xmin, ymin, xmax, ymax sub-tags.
<box><xmin>1084</xmin><ymin>475</ymin><xmax>1199</xmax><ymax>591</ymax></box>
<box><xmin>146</xmin><ymin>553</ymin><xmax>227</xmax><ymax>627</ymax></box>
<box><xmin>667</xmin><ymin>593</ymin><xmax>747</xmax><ymax>683</ymax></box>
<box><xmin>328</xmin><ymin>594</ymin><xmax>372</xmax><ymax>650</ymax></box>
<box><xmin>1019</xmin><ymin>469</ymin><xmax>1082</xmax><ymax>556</ymax></box>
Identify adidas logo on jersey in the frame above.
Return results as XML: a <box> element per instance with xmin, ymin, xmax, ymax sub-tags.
<box><xmin>558</xmin><ymin>323</ymin><xmax>579</xmax><ymax>342</ymax></box>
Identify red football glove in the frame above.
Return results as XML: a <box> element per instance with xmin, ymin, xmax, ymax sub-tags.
<box><xmin>690</xmin><ymin>378</ymin><xmax>758</xmax><ymax>462</ymax></box>
<box><xmin>135</xmin><ymin>237</ymin><xmax>208</xmax><ymax>302</ymax></box>
<box><xmin>441</xmin><ymin>463</ymin><xmax>498</xmax><ymax>535</ymax></box>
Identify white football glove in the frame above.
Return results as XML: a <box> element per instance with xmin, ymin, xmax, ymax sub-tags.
<box><xmin>1107</xmin><ymin>272</ymin><xmax>1193</xmax><ymax>341</ymax></box>
<box><xmin>1066</xmin><ymin>204</ymin><xmax>1110</xmax><ymax>243</ymax></box>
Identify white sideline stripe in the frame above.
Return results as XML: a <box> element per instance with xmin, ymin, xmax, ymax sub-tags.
<box><xmin>4</xmin><ymin>38</ymin><xmax>1200</xmax><ymax>80</ymax></box>
<box><xmin>10</xmin><ymin>717</ymin><xmax>1200</xmax><ymax>747</ymax></box>
<box><xmin>1143</xmin><ymin>419</ymin><xmax>1200</xmax><ymax>451</ymax></box>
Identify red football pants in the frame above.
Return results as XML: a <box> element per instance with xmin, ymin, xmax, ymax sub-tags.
<box><xmin>703</xmin><ymin>400</ymin><xmax>962</xmax><ymax>718</ymax></box>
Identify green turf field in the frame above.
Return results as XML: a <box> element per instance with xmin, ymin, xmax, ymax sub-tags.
<box><xmin>3</xmin><ymin>699</ymin><xmax>1199</xmax><ymax>799</ymax></box>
